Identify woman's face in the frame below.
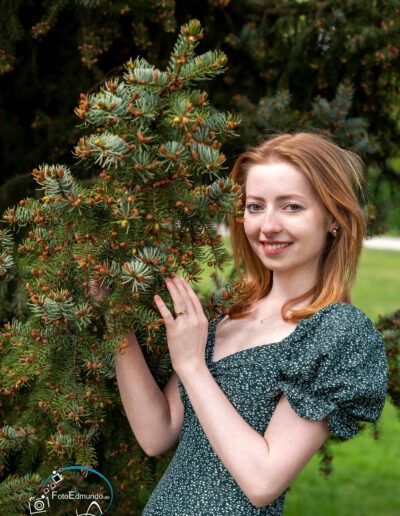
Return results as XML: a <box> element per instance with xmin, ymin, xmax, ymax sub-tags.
<box><xmin>243</xmin><ymin>161</ymin><xmax>334</xmax><ymax>279</ymax></box>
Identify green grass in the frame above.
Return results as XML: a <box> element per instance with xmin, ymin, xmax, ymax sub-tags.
<box><xmin>352</xmin><ymin>248</ymin><xmax>400</xmax><ymax>320</ymax></box>
<box><xmin>204</xmin><ymin>242</ymin><xmax>400</xmax><ymax>515</ymax></box>
<box><xmin>284</xmin><ymin>400</ymin><xmax>400</xmax><ymax>515</ymax></box>
<box><xmin>385</xmin><ymin>228</ymin><xmax>400</xmax><ymax>237</ymax></box>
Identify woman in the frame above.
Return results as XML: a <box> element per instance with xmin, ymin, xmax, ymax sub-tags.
<box><xmin>116</xmin><ymin>132</ymin><xmax>388</xmax><ymax>515</ymax></box>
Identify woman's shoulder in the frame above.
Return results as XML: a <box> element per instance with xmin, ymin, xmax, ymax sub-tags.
<box><xmin>303</xmin><ymin>301</ymin><xmax>383</xmax><ymax>353</ymax></box>
<box><xmin>212</xmin><ymin>301</ymin><xmax>372</xmax><ymax>332</ymax></box>
<box><xmin>212</xmin><ymin>301</ymin><xmax>380</xmax><ymax>344</ymax></box>
<box><xmin>277</xmin><ymin>301</ymin><xmax>387</xmax><ymax>441</ymax></box>
<box><xmin>305</xmin><ymin>301</ymin><xmax>374</xmax><ymax>329</ymax></box>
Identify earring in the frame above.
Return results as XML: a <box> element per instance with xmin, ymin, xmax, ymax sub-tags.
<box><xmin>331</xmin><ymin>227</ymin><xmax>338</xmax><ymax>237</ymax></box>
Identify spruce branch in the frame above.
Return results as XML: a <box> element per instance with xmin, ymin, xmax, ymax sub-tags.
<box><xmin>203</xmin><ymin>112</ymin><xmax>241</xmax><ymax>137</ymax></box>
<box><xmin>0</xmin><ymin>473</ymin><xmax>41</xmax><ymax>512</ymax></box>
<box><xmin>32</xmin><ymin>164</ymin><xmax>78</xmax><ymax>199</ymax></box>
<box><xmin>74</xmin><ymin>132</ymin><xmax>131</xmax><ymax>168</ymax></box>
<box><xmin>168</xmin><ymin>19</ymin><xmax>204</xmax><ymax>77</ymax></box>
<box><xmin>180</xmin><ymin>50</ymin><xmax>228</xmax><ymax>82</ymax></box>
<box><xmin>189</xmin><ymin>143</ymin><xmax>226</xmax><ymax>173</ymax></box>
<box><xmin>39</xmin><ymin>0</ymin><xmax>69</xmax><ymax>29</ymax></box>
<box><xmin>28</xmin><ymin>289</ymin><xmax>93</xmax><ymax>330</ymax></box>
<box><xmin>0</xmin><ymin>19</ymin><xmax>241</xmax><ymax>513</ymax></box>
<box><xmin>120</xmin><ymin>259</ymin><xmax>154</xmax><ymax>292</ymax></box>
<box><xmin>0</xmin><ymin>251</ymin><xmax>14</xmax><ymax>278</ymax></box>
<box><xmin>124</xmin><ymin>58</ymin><xmax>169</xmax><ymax>88</ymax></box>
<box><xmin>0</xmin><ymin>425</ymin><xmax>38</xmax><ymax>457</ymax></box>
<box><xmin>2</xmin><ymin>198</ymin><xmax>43</xmax><ymax>227</ymax></box>
<box><xmin>0</xmin><ymin>228</ymin><xmax>15</xmax><ymax>279</ymax></box>
<box><xmin>311</xmin><ymin>82</ymin><xmax>375</xmax><ymax>153</ymax></box>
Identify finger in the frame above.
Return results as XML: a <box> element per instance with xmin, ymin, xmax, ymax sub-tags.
<box><xmin>165</xmin><ymin>277</ymin><xmax>189</xmax><ymax>315</ymax></box>
<box><xmin>89</xmin><ymin>279</ymin><xmax>107</xmax><ymax>302</ymax></box>
<box><xmin>177</xmin><ymin>277</ymin><xmax>204</xmax><ymax>316</ymax></box>
<box><xmin>170</xmin><ymin>276</ymin><xmax>197</xmax><ymax>315</ymax></box>
<box><xmin>154</xmin><ymin>295</ymin><xmax>175</xmax><ymax>325</ymax></box>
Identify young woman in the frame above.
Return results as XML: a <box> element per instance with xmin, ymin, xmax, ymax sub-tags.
<box><xmin>116</xmin><ymin>132</ymin><xmax>388</xmax><ymax>515</ymax></box>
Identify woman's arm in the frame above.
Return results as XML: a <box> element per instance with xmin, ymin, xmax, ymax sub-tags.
<box><xmin>152</xmin><ymin>274</ymin><xmax>329</xmax><ymax>507</ymax></box>
<box><xmin>115</xmin><ymin>331</ymin><xmax>184</xmax><ymax>456</ymax></box>
<box><xmin>178</xmin><ymin>363</ymin><xmax>329</xmax><ymax>508</ymax></box>
<box><xmin>259</xmin><ymin>393</ymin><xmax>329</xmax><ymax>506</ymax></box>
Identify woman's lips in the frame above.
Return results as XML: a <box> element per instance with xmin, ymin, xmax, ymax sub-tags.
<box><xmin>261</xmin><ymin>242</ymin><xmax>293</xmax><ymax>255</ymax></box>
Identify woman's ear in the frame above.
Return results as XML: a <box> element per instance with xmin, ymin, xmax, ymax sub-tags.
<box><xmin>325</xmin><ymin>213</ymin><xmax>335</xmax><ymax>231</ymax></box>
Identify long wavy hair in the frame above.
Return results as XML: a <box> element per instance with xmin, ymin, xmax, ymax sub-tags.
<box><xmin>225</xmin><ymin>131</ymin><xmax>367</xmax><ymax>323</ymax></box>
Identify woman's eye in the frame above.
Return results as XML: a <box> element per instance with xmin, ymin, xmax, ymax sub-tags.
<box><xmin>245</xmin><ymin>203</ymin><xmax>261</xmax><ymax>212</ymax></box>
<box><xmin>285</xmin><ymin>203</ymin><xmax>302</xmax><ymax>211</ymax></box>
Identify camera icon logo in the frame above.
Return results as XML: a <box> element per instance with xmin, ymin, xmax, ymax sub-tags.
<box><xmin>28</xmin><ymin>495</ymin><xmax>50</xmax><ymax>514</ymax></box>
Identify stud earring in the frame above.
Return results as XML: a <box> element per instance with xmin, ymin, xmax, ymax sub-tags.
<box><xmin>331</xmin><ymin>227</ymin><xmax>338</xmax><ymax>237</ymax></box>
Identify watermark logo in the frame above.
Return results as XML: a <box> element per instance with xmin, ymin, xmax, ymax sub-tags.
<box><xmin>28</xmin><ymin>465</ymin><xmax>114</xmax><ymax>515</ymax></box>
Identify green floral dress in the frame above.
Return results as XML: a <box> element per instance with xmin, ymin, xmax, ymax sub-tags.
<box><xmin>142</xmin><ymin>302</ymin><xmax>388</xmax><ymax>515</ymax></box>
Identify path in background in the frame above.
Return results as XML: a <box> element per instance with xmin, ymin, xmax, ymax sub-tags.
<box><xmin>216</xmin><ymin>224</ymin><xmax>400</xmax><ymax>251</ymax></box>
<box><xmin>363</xmin><ymin>236</ymin><xmax>400</xmax><ymax>251</ymax></box>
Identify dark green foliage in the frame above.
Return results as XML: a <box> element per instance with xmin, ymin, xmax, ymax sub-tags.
<box><xmin>2</xmin><ymin>1</ymin><xmax>400</xmax><ymax>234</ymax></box>
<box><xmin>0</xmin><ymin>20</ymin><xmax>241</xmax><ymax>513</ymax></box>
<box><xmin>376</xmin><ymin>309</ymin><xmax>400</xmax><ymax>410</ymax></box>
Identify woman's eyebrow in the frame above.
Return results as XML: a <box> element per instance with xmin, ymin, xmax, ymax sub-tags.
<box><xmin>246</xmin><ymin>194</ymin><xmax>306</xmax><ymax>201</ymax></box>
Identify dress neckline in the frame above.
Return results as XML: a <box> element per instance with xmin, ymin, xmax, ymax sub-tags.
<box><xmin>209</xmin><ymin>313</ymin><xmax>305</xmax><ymax>365</ymax></box>
<box><xmin>208</xmin><ymin>302</ymin><xmax>346</xmax><ymax>366</ymax></box>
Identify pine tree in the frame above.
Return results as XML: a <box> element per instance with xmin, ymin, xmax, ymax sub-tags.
<box><xmin>0</xmin><ymin>19</ymin><xmax>241</xmax><ymax>515</ymax></box>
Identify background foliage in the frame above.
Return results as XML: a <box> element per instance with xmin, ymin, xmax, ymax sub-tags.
<box><xmin>1</xmin><ymin>0</ymin><xmax>400</xmax><ymax>232</ymax></box>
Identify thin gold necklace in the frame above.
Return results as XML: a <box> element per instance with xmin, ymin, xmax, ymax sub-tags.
<box><xmin>248</xmin><ymin>307</ymin><xmax>280</xmax><ymax>324</ymax></box>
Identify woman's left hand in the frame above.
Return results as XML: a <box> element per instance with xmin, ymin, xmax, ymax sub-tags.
<box><xmin>154</xmin><ymin>275</ymin><xmax>209</xmax><ymax>375</ymax></box>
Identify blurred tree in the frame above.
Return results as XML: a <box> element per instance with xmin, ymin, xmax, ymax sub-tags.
<box><xmin>1</xmin><ymin>1</ymin><xmax>400</xmax><ymax>232</ymax></box>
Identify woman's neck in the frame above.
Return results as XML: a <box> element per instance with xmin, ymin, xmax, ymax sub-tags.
<box><xmin>265</xmin><ymin>267</ymin><xmax>318</xmax><ymax>307</ymax></box>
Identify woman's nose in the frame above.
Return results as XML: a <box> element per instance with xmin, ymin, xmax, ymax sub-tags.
<box><xmin>260</xmin><ymin>208</ymin><xmax>283</xmax><ymax>233</ymax></box>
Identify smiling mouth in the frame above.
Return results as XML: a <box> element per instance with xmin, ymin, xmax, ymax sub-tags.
<box><xmin>261</xmin><ymin>242</ymin><xmax>292</xmax><ymax>250</ymax></box>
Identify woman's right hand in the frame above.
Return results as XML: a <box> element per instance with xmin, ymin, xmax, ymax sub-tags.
<box><xmin>89</xmin><ymin>279</ymin><xmax>138</xmax><ymax>355</ymax></box>
<box><xmin>89</xmin><ymin>278</ymin><xmax>109</xmax><ymax>303</ymax></box>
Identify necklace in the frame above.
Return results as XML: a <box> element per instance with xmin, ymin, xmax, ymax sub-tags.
<box><xmin>248</xmin><ymin>301</ymin><xmax>295</xmax><ymax>324</ymax></box>
<box><xmin>248</xmin><ymin>309</ymin><xmax>280</xmax><ymax>324</ymax></box>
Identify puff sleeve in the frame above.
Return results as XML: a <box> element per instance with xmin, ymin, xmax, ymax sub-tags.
<box><xmin>277</xmin><ymin>304</ymin><xmax>388</xmax><ymax>440</ymax></box>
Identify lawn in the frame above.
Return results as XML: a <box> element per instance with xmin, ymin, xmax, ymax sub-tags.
<box><xmin>209</xmin><ymin>242</ymin><xmax>400</xmax><ymax>515</ymax></box>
